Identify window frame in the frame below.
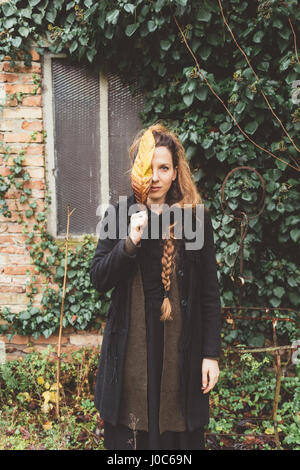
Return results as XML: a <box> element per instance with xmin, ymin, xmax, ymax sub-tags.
<box><xmin>42</xmin><ymin>52</ymin><xmax>109</xmax><ymax>240</ymax></box>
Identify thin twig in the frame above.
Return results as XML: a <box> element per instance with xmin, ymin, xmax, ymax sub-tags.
<box><xmin>232</xmin><ymin>345</ymin><xmax>296</xmax><ymax>353</ymax></box>
<box><xmin>272</xmin><ymin>320</ymin><xmax>282</xmax><ymax>450</ymax></box>
<box><xmin>288</xmin><ymin>18</ymin><xmax>300</xmax><ymax>66</ymax></box>
<box><xmin>56</xmin><ymin>204</ymin><xmax>76</xmax><ymax>418</ymax></box>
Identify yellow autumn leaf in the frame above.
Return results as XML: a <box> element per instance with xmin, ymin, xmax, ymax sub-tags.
<box><xmin>41</xmin><ymin>402</ymin><xmax>52</xmax><ymax>413</ymax></box>
<box><xmin>43</xmin><ymin>421</ymin><xmax>52</xmax><ymax>430</ymax></box>
<box><xmin>17</xmin><ymin>392</ymin><xmax>31</xmax><ymax>401</ymax></box>
<box><xmin>130</xmin><ymin>129</ymin><xmax>155</xmax><ymax>205</ymax></box>
<box><xmin>264</xmin><ymin>426</ymin><xmax>282</xmax><ymax>434</ymax></box>
<box><xmin>42</xmin><ymin>391</ymin><xmax>51</xmax><ymax>403</ymax></box>
<box><xmin>50</xmin><ymin>391</ymin><xmax>58</xmax><ymax>403</ymax></box>
<box><xmin>44</xmin><ymin>382</ymin><xmax>50</xmax><ymax>390</ymax></box>
<box><xmin>37</xmin><ymin>376</ymin><xmax>44</xmax><ymax>385</ymax></box>
<box><xmin>264</xmin><ymin>427</ymin><xmax>273</xmax><ymax>434</ymax></box>
<box><xmin>50</xmin><ymin>382</ymin><xmax>62</xmax><ymax>391</ymax></box>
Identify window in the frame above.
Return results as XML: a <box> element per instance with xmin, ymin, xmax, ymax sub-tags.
<box><xmin>43</xmin><ymin>53</ymin><xmax>144</xmax><ymax>238</ymax></box>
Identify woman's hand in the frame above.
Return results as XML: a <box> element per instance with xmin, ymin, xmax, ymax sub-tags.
<box><xmin>129</xmin><ymin>210</ymin><xmax>148</xmax><ymax>245</ymax></box>
<box><xmin>202</xmin><ymin>358</ymin><xmax>219</xmax><ymax>394</ymax></box>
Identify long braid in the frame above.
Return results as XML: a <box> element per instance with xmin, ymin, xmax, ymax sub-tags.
<box><xmin>160</xmin><ymin>226</ymin><xmax>176</xmax><ymax>321</ymax></box>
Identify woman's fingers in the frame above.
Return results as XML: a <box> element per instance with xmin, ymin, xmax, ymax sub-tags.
<box><xmin>129</xmin><ymin>211</ymin><xmax>148</xmax><ymax>244</ymax></box>
<box><xmin>202</xmin><ymin>360</ymin><xmax>219</xmax><ymax>394</ymax></box>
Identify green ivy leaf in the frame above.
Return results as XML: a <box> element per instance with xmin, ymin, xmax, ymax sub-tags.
<box><xmin>195</xmin><ymin>87</ymin><xmax>208</xmax><ymax>101</ymax></box>
<box><xmin>4</xmin><ymin>17</ymin><xmax>17</xmax><ymax>28</ymax></box>
<box><xmin>197</xmin><ymin>8</ymin><xmax>211</xmax><ymax>22</ymax></box>
<box><xmin>147</xmin><ymin>20</ymin><xmax>157</xmax><ymax>33</ymax></box>
<box><xmin>125</xmin><ymin>23</ymin><xmax>139</xmax><ymax>37</ymax></box>
<box><xmin>18</xmin><ymin>26</ymin><xmax>30</xmax><ymax>38</ymax></box>
<box><xmin>19</xmin><ymin>8</ymin><xmax>33</xmax><ymax>19</ymax></box>
<box><xmin>107</xmin><ymin>9</ymin><xmax>119</xmax><ymax>25</ymax></box>
<box><xmin>253</xmin><ymin>31</ymin><xmax>264</xmax><ymax>43</ymax></box>
<box><xmin>29</xmin><ymin>0</ymin><xmax>42</xmax><ymax>6</ymax></box>
<box><xmin>70</xmin><ymin>304</ymin><xmax>80</xmax><ymax>313</ymax></box>
<box><xmin>244</xmin><ymin>120</ymin><xmax>258</xmax><ymax>135</ymax></box>
<box><xmin>220</xmin><ymin>122</ymin><xmax>232</xmax><ymax>133</ymax></box>
<box><xmin>183</xmin><ymin>93</ymin><xmax>194</xmax><ymax>107</ymax></box>
<box><xmin>70</xmin><ymin>40</ymin><xmax>78</xmax><ymax>53</ymax></box>
<box><xmin>12</xmin><ymin>36</ymin><xmax>22</xmax><ymax>47</ymax></box>
<box><xmin>124</xmin><ymin>4</ymin><xmax>136</xmax><ymax>14</ymax></box>
<box><xmin>273</xmin><ymin>286</ymin><xmax>285</xmax><ymax>298</ymax></box>
<box><xmin>2</xmin><ymin>3</ymin><xmax>16</xmax><ymax>16</ymax></box>
<box><xmin>160</xmin><ymin>39</ymin><xmax>171</xmax><ymax>51</ymax></box>
<box><xmin>290</xmin><ymin>229</ymin><xmax>300</xmax><ymax>243</ymax></box>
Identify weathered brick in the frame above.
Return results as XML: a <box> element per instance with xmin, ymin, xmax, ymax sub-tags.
<box><xmin>28</xmin><ymin>189</ymin><xmax>45</xmax><ymax>199</ymax></box>
<box><xmin>8</xmin><ymin>254</ymin><xmax>33</xmax><ymax>264</ymax></box>
<box><xmin>22</xmin><ymin>95</ymin><xmax>42</xmax><ymax>106</ymax></box>
<box><xmin>0</xmin><ymin>284</ymin><xmax>26</xmax><ymax>293</ymax></box>
<box><xmin>0</xmin><ymin>167</ymin><xmax>12</xmax><ymax>176</ymax></box>
<box><xmin>3</xmin><ymin>108</ymin><xmax>42</xmax><ymax>119</ymax></box>
<box><xmin>6</xmin><ymin>224</ymin><xmax>26</xmax><ymax>233</ymax></box>
<box><xmin>11</xmin><ymin>276</ymin><xmax>28</xmax><ymax>284</ymax></box>
<box><xmin>0</xmin><ymin>274</ymin><xmax>12</xmax><ymax>282</ymax></box>
<box><xmin>5</xmin><ymin>353</ymin><xmax>26</xmax><ymax>362</ymax></box>
<box><xmin>4</xmin><ymin>132</ymin><xmax>44</xmax><ymax>143</ymax></box>
<box><xmin>29</xmin><ymin>335</ymin><xmax>68</xmax><ymax>345</ymax></box>
<box><xmin>0</xmin><ymin>73</ymin><xmax>19</xmax><ymax>82</ymax></box>
<box><xmin>1</xmin><ymin>143</ymin><xmax>44</xmax><ymax>155</ymax></box>
<box><xmin>20</xmin><ymin>73</ymin><xmax>41</xmax><ymax>84</ymax></box>
<box><xmin>23</xmin><ymin>180</ymin><xmax>45</xmax><ymax>189</ymax></box>
<box><xmin>0</xmin><ymin>223</ymin><xmax>8</xmax><ymax>233</ymax></box>
<box><xmin>0</xmin><ymin>334</ymin><xmax>29</xmax><ymax>344</ymax></box>
<box><xmin>0</xmin><ymin>254</ymin><xmax>9</xmax><ymax>264</ymax></box>
<box><xmin>26</xmin><ymin>167</ymin><xmax>45</xmax><ymax>178</ymax></box>
<box><xmin>29</xmin><ymin>49</ymin><xmax>40</xmax><ymax>61</ymax></box>
<box><xmin>0</xmin><ymin>293</ymin><xmax>31</xmax><ymax>304</ymax></box>
<box><xmin>21</xmin><ymin>121</ymin><xmax>43</xmax><ymax>131</ymax></box>
<box><xmin>6</xmin><ymin>198</ymin><xmax>44</xmax><ymax>212</ymax></box>
<box><xmin>0</xmin><ymin>120</ymin><xmax>15</xmax><ymax>131</ymax></box>
<box><xmin>5</xmin><ymin>84</ymin><xmax>41</xmax><ymax>94</ymax></box>
<box><xmin>4</xmin><ymin>265</ymin><xmax>37</xmax><ymax>275</ymax></box>
<box><xmin>3</xmin><ymin>62</ymin><xmax>41</xmax><ymax>74</ymax></box>
<box><xmin>0</xmin><ymin>245</ymin><xmax>25</xmax><ymax>254</ymax></box>
<box><xmin>22</xmin><ymin>156</ymin><xmax>44</xmax><ymax>166</ymax></box>
<box><xmin>69</xmin><ymin>334</ymin><xmax>102</xmax><ymax>348</ymax></box>
<box><xmin>0</xmin><ymin>212</ymin><xmax>20</xmax><ymax>222</ymax></box>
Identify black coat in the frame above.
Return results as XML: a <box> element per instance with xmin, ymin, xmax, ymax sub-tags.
<box><xmin>89</xmin><ymin>193</ymin><xmax>222</xmax><ymax>432</ymax></box>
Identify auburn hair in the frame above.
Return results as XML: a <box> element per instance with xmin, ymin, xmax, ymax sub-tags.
<box><xmin>128</xmin><ymin>122</ymin><xmax>202</xmax><ymax>321</ymax></box>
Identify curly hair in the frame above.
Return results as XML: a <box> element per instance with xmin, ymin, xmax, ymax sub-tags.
<box><xmin>128</xmin><ymin>122</ymin><xmax>202</xmax><ymax>321</ymax></box>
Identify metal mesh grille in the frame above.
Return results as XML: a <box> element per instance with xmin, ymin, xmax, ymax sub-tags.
<box><xmin>52</xmin><ymin>59</ymin><xmax>101</xmax><ymax>235</ymax></box>
<box><xmin>108</xmin><ymin>73</ymin><xmax>144</xmax><ymax>206</ymax></box>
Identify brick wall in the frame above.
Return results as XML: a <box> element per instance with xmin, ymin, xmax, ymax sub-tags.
<box><xmin>0</xmin><ymin>48</ymin><xmax>103</xmax><ymax>362</ymax></box>
<box><xmin>0</xmin><ymin>48</ymin><xmax>44</xmax><ymax>310</ymax></box>
<box><xmin>0</xmin><ymin>327</ymin><xmax>104</xmax><ymax>362</ymax></box>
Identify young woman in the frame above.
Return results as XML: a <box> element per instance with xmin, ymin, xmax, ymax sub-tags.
<box><xmin>90</xmin><ymin>123</ymin><xmax>222</xmax><ymax>450</ymax></box>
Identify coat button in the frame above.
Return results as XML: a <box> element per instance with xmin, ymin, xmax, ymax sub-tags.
<box><xmin>178</xmin><ymin>270</ymin><xmax>184</xmax><ymax>277</ymax></box>
<box><xmin>181</xmin><ymin>299</ymin><xmax>187</xmax><ymax>307</ymax></box>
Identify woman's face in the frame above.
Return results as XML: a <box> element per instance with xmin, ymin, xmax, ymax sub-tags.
<box><xmin>146</xmin><ymin>146</ymin><xmax>177</xmax><ymax>207</ymax></box>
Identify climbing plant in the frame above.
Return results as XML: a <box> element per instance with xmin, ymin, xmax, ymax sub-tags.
<box><xmin>0</xmin><ymin>0</ymin><xmax>299</xmax><ymax>345</ymax></box>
